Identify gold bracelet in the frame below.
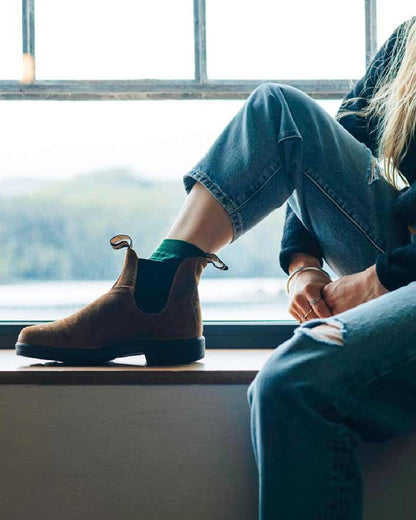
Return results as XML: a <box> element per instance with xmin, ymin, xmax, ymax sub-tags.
<box><xmin>286</xmin><ymin>266</ymin><xmax>330</xmax><ymax>294</ymax></box>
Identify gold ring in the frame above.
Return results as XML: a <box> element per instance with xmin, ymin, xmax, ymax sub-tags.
<box><xmin>302</xmin><ymin>307</ymin><xmax>314</xmax><ymax>320</ymax></box>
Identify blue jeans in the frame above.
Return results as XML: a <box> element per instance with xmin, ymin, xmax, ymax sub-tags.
<box><xmin>184</xmin><ymin>83</ymin><xmax>416</xmax><ymax>519</ymax></box>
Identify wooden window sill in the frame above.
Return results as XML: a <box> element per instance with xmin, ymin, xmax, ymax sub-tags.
<box><xmin>0</xmin><ymin>349</ymin><xmax>274</xmax><ymax>385</ymax></box>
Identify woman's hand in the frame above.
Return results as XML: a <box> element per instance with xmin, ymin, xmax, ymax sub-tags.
<box><xmin>322</xmin><ymin>264</ymin><xmax>389</xmax><ymax>315</ymax></box>
<box><xmin>288</xmin><ymin>269</ymin><xmax>333</xmax><ymax>322</ymax></box>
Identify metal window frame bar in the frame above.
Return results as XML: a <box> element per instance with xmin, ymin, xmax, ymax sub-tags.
<box><xmin>22</xmin><ymin>0</ymin><xmax>36</xmax><ymax>76</ymax></box>
<box><xmin>365</xmin><ymin>0</ymin><xmax>378</xmax><ymax>67</ymax></box>
<box><xmin>193</xmin><ymin>0</ymin><xmax>207</xmax><ymax>84</ymax></box>
<box><xmin>0</xmin><ymin>79</ymin><xmax>356</xmax><ymax>100</ymax></box>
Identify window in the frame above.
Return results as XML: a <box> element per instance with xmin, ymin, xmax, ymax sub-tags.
<box><xmin>206</xmin><ymin>0</ymin><xmax>366</xmax><ymax>80</ymax></box>
<box><xmin>0</xmin><ymin>2</ymin><xmax>21</xmax><ymax>79</ymax></box>
<box><xmin>35</xmin><ymin>0</ymin><xmax>195</xmax><ymax>80</ymax></box>
<box><xmin>0</xmin><ymin>1</ymin><xmax>413</xmax><ymax>342</ymax></box>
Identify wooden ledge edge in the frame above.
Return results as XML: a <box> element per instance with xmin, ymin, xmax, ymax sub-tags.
<box><xmin>0</xmin><ymin>348</ymin><xmax>274</xmax><ymax>385</ymax></box>
<box><xmin>0</xmin><ymin>370</ymin><xmax>259</xmax><ymax>385</ymax></box>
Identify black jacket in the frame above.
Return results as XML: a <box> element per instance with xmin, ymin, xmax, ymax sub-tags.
<box><xmin>279</xmin><ymin>18</ymin><xmax>416</xmax><ymax>291</ymax></box>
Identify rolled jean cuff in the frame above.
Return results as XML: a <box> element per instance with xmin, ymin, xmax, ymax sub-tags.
<box><xmin>183</xmin><ymin>168</ymin><xmax>244</xmax><ymax>242</ymax></box>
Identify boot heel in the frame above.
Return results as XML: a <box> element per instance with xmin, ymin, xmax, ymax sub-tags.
<box><xmin>143</xmin><ymin>337</ymin><xmax>205</xmax><ymax>366</ymax></box>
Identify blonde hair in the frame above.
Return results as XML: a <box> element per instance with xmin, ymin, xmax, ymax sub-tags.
<box><xmin>336</xmin><ymin>17</ymin><xmax>416</xmax><ymax>189</ymax></box>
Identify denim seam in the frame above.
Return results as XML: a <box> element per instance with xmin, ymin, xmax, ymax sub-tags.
<box><xmin>229</xmin><ymin>161</ymin><xmax>284</xmax><ymax>215</ymax></box>
<box><xmin>317</xmin><ymin>424</ymin><xmax>356</xmax><ymax>520</ymax></box>
<box><xmin>302</xmin><ymin>169</ymin><xmax>385</xmax><ymax>254</ymax></box>
<box><xmin>292</xmin><ymin>329</ymin><xmax>360</xmax><ymax>519</ymax></box>
<box><xmin>185</xmin><ymin>168</ymin><xmax>244</xmax><ymax>241</ymax></box>
<box><xmin>353</xmin><ymin>349</ymin><xmax>416</xmax><ymax>396</ymax></box>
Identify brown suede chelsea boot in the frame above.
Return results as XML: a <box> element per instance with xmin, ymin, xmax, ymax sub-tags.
<box><xmin>15</xmin><ymin>235</ymin><xmax>228</xmax><ymax>365</ymax></box>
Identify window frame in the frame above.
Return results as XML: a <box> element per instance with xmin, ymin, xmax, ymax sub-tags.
<box><xmin>0</xmin><ymin>0</ymin><xmax>378</xmax><ymax>347</ymax></box>
<box><xmin>1</xmin><ymin>0</ymin><xmax>378</xmax><ymax>101</ymax></box>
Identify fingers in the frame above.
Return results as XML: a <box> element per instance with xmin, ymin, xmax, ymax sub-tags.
<box><xmin>301</xmin><ymin>307</ymin><xmax>319</xmax><ymax>321</ymax></box>
<box><xmin>311</xmin><ymin>297</ymin><xmax>332</xmax><ymax>318</ymax></box>
<box><xmin>289</xmin><ymin>303</ymin><xmax>306</xmax><ymax>323</ymax></box>
<box><xmin>298</xmin><ymin>311</ymin><xmax>319</xmax><ymax>323</ymax></box>
<box><xmin>290</xmin><ymin>297</ymin><xmax>331</xmax><ymax>323</ymax></box>
<box><xmin>289</xmin><ymin>283</ymin><xmax>334</xmax><ymax>323</ymax></box>
<box><xmin>290</xmin><ymin>302</ymin><xmax>319</xmax><ymax>323</ymax></box>
<box><xmin>289</xmin><ymin>308</ymin><xmax>303</xmax><ymax>323</ymax></box>
<box><xmin>321</xmin><ymin>285</ymin><xmax>335</xmax><ymax>314</ymax></box>
<box><xmin>304</xmin><ymin>286</ymin><xmax>333</xmax><ymax>319</ymax></box>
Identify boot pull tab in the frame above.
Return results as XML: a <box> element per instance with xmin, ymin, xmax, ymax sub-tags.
<box><xmin>205</xmin><ymin>253</ymin><xmax>229</xmax><ymax>271</ymax></box>
<box><xmin>110</xmin><ymin>235</ymin><xmax>133</xmax><ymax>250</ymax></box>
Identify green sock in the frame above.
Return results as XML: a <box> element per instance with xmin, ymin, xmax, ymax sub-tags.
<box><xmin>134</xmin><ymin>239</ymin><xmax>206</xmax><ymax>313</ymax></box>
<box><xmin>149</xmin><ymin>238</ymin><xmax>206</xmax><ymax>262</ymax></box>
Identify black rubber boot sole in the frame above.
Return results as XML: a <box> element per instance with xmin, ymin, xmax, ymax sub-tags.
<box><xmin>15</xmin><ymin>336</ymin><xmax>205</xmax><ymax>365</ymax></box>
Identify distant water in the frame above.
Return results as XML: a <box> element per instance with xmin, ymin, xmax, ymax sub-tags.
<box><xmin>0</xmin><ymin>278</ymin><xmax>292</xmax><ymax>321</ymax></box>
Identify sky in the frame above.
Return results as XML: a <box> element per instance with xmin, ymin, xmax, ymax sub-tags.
<box><xmin>0</xmin><ymin>0</ymin><xmax>415</xmax><ymax>181</ymax></box>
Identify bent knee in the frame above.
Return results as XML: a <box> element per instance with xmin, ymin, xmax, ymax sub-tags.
<box><xmin>249</xmin><ymin>82</ymin><xmax>310</xmax><ymax>110</ymax></box>
<box><xmin>249</xmin><ymin>335</ymin><xmax>315</xmax><ymax>405</ymax></box>
<box><xmin>248</xmin><ymin>82</ymin><xmax>314</xmax><ymax>122</ymax></box>
<box><xmin>306</xmin><ymin>323</ymin><xmax>344</xmax><ymax>346</ymax></box>
<box><xmin>249</xmin><ymin>330</ymin><xmax>347</xmax><ymax>411</ymax></box>
<box><xmin>250</xmin><ymin>82</ymin><xmax>296</xmax><ymax>100</ymax></box>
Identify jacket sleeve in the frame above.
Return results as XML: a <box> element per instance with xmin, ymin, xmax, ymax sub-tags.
<box><xmin>376</xmin><ymin>185</ymin><xmax>416</xmax><ymax>291</ymax></box>
<box><xmin>279</xmin><ymin>204</ymin><xmax>324</xmax><ymax>274</ymax></box>
<box><xmin>376</xmin><ymin>241</ymin><xmax>416</xmax><ymax>291</ymax></box>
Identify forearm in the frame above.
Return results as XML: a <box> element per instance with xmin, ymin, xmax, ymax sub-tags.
<box><xmin>288</xmin><ymin>253</ymin><xmax>322</xmax><ymax>274</ymax></box>
<box><xmin>279</xmin><ymin>205</ymin><xmax>324</xmax><ymax>274</ymax></box>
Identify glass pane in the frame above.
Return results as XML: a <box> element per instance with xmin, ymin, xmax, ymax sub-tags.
<box><xmin>377</xmin><ymin>0</ymin><xmax>415</xmax><ymax>45</ymax></box>
<box><xmin>0</xmin><ymin>1</ymin><xmax>22</xmax><ymax>79</ymax></box>
<box><xmin>207</xmin><ymin>0</ymin><xmax>365</xmax><ymax>79</ymax></box>
<box><xmin>35</xmin><ymin>0</ymin><xmax>194</xmax><ymax>79</ymax></box>
<box><xmin>0</xmin><ymin>97</ymin><xmax>338</xmax><ymax>322</ymax></box>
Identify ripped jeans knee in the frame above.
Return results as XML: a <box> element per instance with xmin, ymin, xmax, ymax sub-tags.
<box><xmin>297</xmin><ymin>317</ymin><xmax>346</xmax><ymax>346</ymax></box>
